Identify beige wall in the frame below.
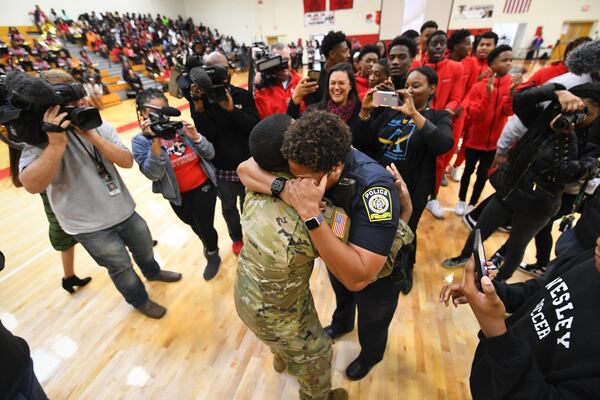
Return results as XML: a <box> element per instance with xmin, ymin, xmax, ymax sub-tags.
<box><xmin>184</xmin><ymin>0</ymin><xmax>382</xmax><ymax>45</ymax></box>
<box><xmin>449</xmin><ymin>0</ymin><xmax>599</xmax><ymax>54</ymax></box>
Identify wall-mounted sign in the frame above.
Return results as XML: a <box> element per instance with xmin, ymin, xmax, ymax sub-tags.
<box><xmin>304</xmin><ymin>11</ymin><xmax>335</xmax><ymax>26</ymax></box>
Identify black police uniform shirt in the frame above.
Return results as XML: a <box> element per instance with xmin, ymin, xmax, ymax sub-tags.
<box><xmin>327</xmin><ymin>148</ymin><xmax>400</xmax><ymax>257</ymax></box>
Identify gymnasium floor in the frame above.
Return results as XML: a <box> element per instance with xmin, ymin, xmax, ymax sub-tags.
<box><xmin>0</xmin><ymin>67</ymin><xmax>555</xmax><ymax>399</ymax></box>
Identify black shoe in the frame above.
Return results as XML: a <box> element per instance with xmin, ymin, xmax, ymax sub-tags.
<box><xmin>345</xmin><ymin>358</ymin><xmax>375</xmax><ymax>381</ymax></box>
<box><xmin>489</xmin><ymin>252</ymin><xmax>504</xmax><ymax>270</ymax></box>
<box><xmin>323</xmin><ymin>325</ymin><xmax>353</xmax><ymax>339</ymax></box>
<box><xmin>62</xmin><ymin>275</ymin><xmax>92</xmax><ymax>294</ymax></box>
<box><xmin>152</xmin><ymin>240</ymin><xmax>158</xmax><ymax>247</ymax></box>
<box><xmin>136</xmin><ymin>299</ymin><xmax>166</xmax><ymax>319</ymax></box>
<box><xmin>399</xmin><ymin>268</ymin><xmax>413</xmax><ymax>295</ymax></box>
<box><xmin>147</xmin><ymin>270</ymin><xmax>182</xmax><ymax>282</ymax></box>
<box><xmin>203</xmin><ymin>250</ymin><xmax>221</xmax><ymax>281</ymax></box>
<box><xmin>518</xmin><ymin>263</ymin><xmax>546</xmax><ymax>277</ymax></box>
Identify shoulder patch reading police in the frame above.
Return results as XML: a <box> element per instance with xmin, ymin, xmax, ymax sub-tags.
<box><xmin>362</xmin><ymin>186</ymin><xmax>392</xmax><ymax>222</ymax></box>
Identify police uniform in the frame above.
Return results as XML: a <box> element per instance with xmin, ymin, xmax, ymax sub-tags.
<box><xmin>326</xmin><ymin>148</ymin><xmax>414</xmax><ymax>367</ymax></box>
<box><xmin>234</xmin><ymin>189</ymin><xmax>351</xmax><ymax>400</ymax></box>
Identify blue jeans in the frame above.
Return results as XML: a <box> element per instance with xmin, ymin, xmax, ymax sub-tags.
<box><xmin>74</xmin><ymin>212</ymin><xmax>160</xmax><ymax>308</ymax></box>
<box><xmin>13</xmin><ymin>358</ymin><xmax>48</xmax><ymax>400</ymax></box>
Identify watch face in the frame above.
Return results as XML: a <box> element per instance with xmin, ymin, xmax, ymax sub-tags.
<box><xmin>305</xmin><ymin>217</ymin><xmax>319</xmax><ymax>230</ymax></box>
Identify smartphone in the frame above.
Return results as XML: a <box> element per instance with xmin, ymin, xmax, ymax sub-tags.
<box><xmin>307</xmin><ymin>70</ymin><xmax>321</xmax><ymax>82</ymax></box>
<box><xmin>373</xmin><ymin>91</ymin><xmax>403</xmax><ymax>108</ymax></box>
<box><xmin>473</xmin><ymin>229</ymin><xmax>489</xmax><ymax>292</ymax></box>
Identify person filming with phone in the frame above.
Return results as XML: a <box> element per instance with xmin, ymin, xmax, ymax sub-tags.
<box><xmin>353</xmin><ymin>66</ymin><xmax>453</xmax><ymax>293</ymax></box>
<box><xmin>439</xmin><ymin>235</ymin><xmax>600</xmax><ymax>400</ymax></box>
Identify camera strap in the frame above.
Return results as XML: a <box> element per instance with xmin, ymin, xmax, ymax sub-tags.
<box><xmin>70</xmin><ymin>132</ymin><xmax>121</xmax><ymax>197</ymax></box>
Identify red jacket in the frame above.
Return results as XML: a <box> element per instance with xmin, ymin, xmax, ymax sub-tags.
<box><xmin>355</xmin><ymin>75</ymin><xmax>369</xmax><ymax>101</ymax></box>
<box><xmin>422</xmin><ymin>59</ymin><xmax>464</xmax><ymax>111</ymax></box>
<box><xmin>255</xmin><ymin>69</ymin><xmax>303</xmax><ymax>120</ymax></box>
<box><xmin>473</xmin><ymin>56</ymin><xmax>489</xmax><ymax>80</ymax></box>
<box><xmin>463</xmin><ymin>74</ymin><xmax>514</xmax><ymax>151</ymax></box>
<box><xmin>459</xmin><ymin>56</ymin><xmax>479</xmax><ymax>106</ymax></box>
<box><xmin>518</xmin><ymin>61</ymin><xmax>568</xmax><ymax>90</ymax></box>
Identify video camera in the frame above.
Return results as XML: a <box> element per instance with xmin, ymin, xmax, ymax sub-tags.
<box><xmin>251</xmin><ymin>42</ymin><xmax>289</xmax><ymax>89</ymax></box>
<box><xmin>142</xmin><ymin>104</ymin><xmax>183</xmax><ymax>140</ymax></box>
<box><xmin>0</xmin><ymin>72</ymin><xmax>102</xmax><ymax>146</ymax></box>
<box><xmin>189</xmin><ymin>65</ymin><xmax>229</xmax><ymax>105</ymax></box>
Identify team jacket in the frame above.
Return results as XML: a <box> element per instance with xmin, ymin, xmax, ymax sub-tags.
<box><xmin>518</xmin><ymin>61</ymin><xmax>569</xmax><ymax>90</ymax></box>
<box><xmin>355</xmin><ymin>75</ymin><xmax>369</xmax><ymax>101</ymax></box>
<box><xmin>254</xmin><ymin>69</ymin><xmax>303</xmax><ymax>120</ymax></box>
<box><xmin>421</xmin><ymin>58</ymin><xmax>464</xmax><ymax>112</ymax></box>
<box><xmin>463</xmin><ymin>74</ymin><xmax>514</xmax><ymax>151</ymax></box>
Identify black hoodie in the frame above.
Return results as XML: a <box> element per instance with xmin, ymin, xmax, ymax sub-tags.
<box><xmin>470</xmin><ymin>250</ymin><xmax>600</xmax><ymax>399</ymax></box>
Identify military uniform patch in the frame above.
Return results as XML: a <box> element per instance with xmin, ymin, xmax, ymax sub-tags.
<box><xmin>362</xmin><ymin>186</ymin><xmax>392</xmax><ymax>222</ymax></box>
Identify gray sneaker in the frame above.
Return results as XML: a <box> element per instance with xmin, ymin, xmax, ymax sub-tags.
<box><xmin>442</xmin><ymin>256</ymin><xmax>469</xmax><ymax>268</ymax></box>
<box><xmin>137</xmin><ymin>299</ymin><xmax>166</xmax><ymax>319</ymax></box>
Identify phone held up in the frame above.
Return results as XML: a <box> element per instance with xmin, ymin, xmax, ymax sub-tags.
<box><xmin>307</xmin><ymin>70</ymin><xmax>321</xmax><ymax>82</ymax></box>
<box><xmin>473</xmin><ymin>229</ymin><xmax>489</xmax><ymax>292</ymax></box>
<box><xmin>373</xmin><ymin>91</ymin><xmax>403</xmax><ymax>108</ymax></box>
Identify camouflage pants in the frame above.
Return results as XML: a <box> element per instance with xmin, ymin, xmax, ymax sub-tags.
<box><xmin>235</xmin><ymin>290</ymin><xmax>332</xmax><ymax>400</ymax></box>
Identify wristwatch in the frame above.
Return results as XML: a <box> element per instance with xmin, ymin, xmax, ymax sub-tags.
<box><xmin>271</xmin><ymin>177</ymin><xmax>288</xmax><ymax>198</ymax></box>
<box><xmin>304</xmin><ymin>214</ymin><xmax>324</xmax><ymax>230</ymax></box>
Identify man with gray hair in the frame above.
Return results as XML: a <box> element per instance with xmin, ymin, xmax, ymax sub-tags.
<box><xmin>254</xmin><ymin>43</ymin><xmax>303</xmax><ymax>119</ymax></box>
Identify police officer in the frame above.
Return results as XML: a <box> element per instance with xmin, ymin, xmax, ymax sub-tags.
<box><xmin>237</xmin><ymin>111</ymin><xmax>414</xmax><ymax>381</ymax></box>
<box><xmin>234</xmin><ymin>115</ymin><xmax>349</xmax><ymax>400</ymax></box>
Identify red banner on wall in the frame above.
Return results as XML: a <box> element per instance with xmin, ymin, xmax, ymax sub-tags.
<box><xmin>304</xmin><ymin>0</ymin><xmax>326</xmax><ymax>13</ymax></box>
<box><xmin>330</xmin><ymin>0</ymin><xmax>353</xmax><ymax>10</ymax></box>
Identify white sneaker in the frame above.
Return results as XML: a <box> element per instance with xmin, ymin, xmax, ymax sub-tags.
<box><xmin>454</xmin><ymin>200</ymin><xmax>467</xmax><ymax>216</ymax></box>
<box><xmin>466</xmin><ymin>204</ymin><xmax>475</xmax><ymax>214</ymax></box>
<box><xmin>426</xmin><ymin>199</ymin><xmax>445</xmax><ymax>219</ymax></box>
<box><xmin>450</xmin><ymin>166</ymin><xmax>462</xmax><ymax>182</ymax></box>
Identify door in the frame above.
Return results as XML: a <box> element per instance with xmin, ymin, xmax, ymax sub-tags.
<box><xmin>550</xmin><ymin>22</ymin><xmax>594</xmax><ymax>61</ymax></box>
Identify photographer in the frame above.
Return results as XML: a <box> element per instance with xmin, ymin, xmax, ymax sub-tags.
<box><xmin>443</xmin><ymin>83</ymin><xmax>600</xmax><ymax>281</ymax></box>
<box><xmin>439</xmin><ymin>238</ymin><xmax>600</xmax><ymax>400</ymax></box>
<box><xmin>132</xmin><ymin>89</ymin><xmax>222</xmax><ymax>280</ymax></box>
<box><xmin>353</xmin><ymin>66</ymin><xmax>453</xmax><ymax>294</ymax></box>
<box><xmin>188</xmin><ymin>52</ymin><xmax>259</xmax><ymax>256</ymax></box>
<box><xmin>17</xmin><ymin>70</ymin><xmax>181</xmax><ymax>319</ymax></box>
<box><xmin>254</xmin><ymin>43</ymin><xmax>302</xmax><ymax>120</ymax></box>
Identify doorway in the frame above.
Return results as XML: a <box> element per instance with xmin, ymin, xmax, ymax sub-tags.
<box><xmin>550</xmin><ymin>21</ymin><xmax>595</xmax><ymax>61</ymax></box>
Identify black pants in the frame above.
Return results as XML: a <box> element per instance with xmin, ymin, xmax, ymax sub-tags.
<box><xmin>170</xmin><ymin>181</ymin><xmax>219</xmax><ymax>252</ymax></box>
<box><xmin>493</xmin><ymin>193</ymin><xmax>577</xmax><ymax>267</ymax></box>
<box><xmin>328</xmin><ymin>272</ymin><xmax>401</xmax><ymax>365</ymax></box>
<box><xmin>459</xmin><ymin>196</ymin><xmax>552</xmax><ymax>280</ymax></box>
<box><xmin>216</xmin><ymin>180</ymin><xmax>245</xmax><ymax>242</ymax></box>
<box><xmin>459</xmin><ymin>148</ymin><xmax>496</xmax><ymax>205</ymax></box>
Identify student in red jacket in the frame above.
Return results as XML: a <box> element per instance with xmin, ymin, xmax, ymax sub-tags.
<box><xmin>421</xmin><ymin>30</ymin><xmax>464</xmax><ymax>219</ymax></box>
<box><xmin>454</xmin><ymin>45</ymin><xmax>522</xmax><ymax>216</ymax></box>
<box><xmin>450</xmin><ymin>31</ymin><xmax>499</xmax><ymax>180</ymax></box>
<box><xmin>254</xmin><ymin>43</ymin><xmax>303</xmax><ymax>120</ymax></box>
<box><xmin>355</xmin><ymin>44</ymin><xmax>380</xmax><ymax>100</ymax></box>
<box><xmin>444</xmin><ymin>29</ymin><xmax>476</xmax><ymax>182</ymax></box>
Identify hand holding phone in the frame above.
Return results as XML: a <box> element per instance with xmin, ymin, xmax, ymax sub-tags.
<box><xmin>473</xmin><ymin>229</ymin><xmax>489</xmax><ymax>292</ymax></box>
<box><xmin>373</xmin><ymin>91</ymin><xmax>403</xmax><ymax>108</ymax></box>
<box><xmin>307</xmin><ymin>70</ymin><xmax>321</xmax><ymax>82</ymax></box>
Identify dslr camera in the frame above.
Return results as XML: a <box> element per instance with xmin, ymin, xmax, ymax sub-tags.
<box><xmin>554</xmin><ymin>108</ymin><xmax>588</xmax><ymax>131</ymax></box>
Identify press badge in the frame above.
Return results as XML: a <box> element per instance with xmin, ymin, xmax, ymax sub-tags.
<box><xmin>98</xmin><ymin>166</ymin><xmax>121</xmax><ymax>196</ymax></box>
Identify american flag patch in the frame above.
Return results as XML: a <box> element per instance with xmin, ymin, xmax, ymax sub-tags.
<box><xmin>331</xmin><ymin>210</ymin><xmax>348</xmax><ymax>239</ymax></box>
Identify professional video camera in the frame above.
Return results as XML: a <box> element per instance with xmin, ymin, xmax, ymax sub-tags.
<box><xmin>0</xmin><ymin>72</ymin><xmax>102</xmax><ymax>146</ymax></box>
<box><xmin>141</xmin><ymin>104</ymin><xmax>183</xmax><ymax>140</ymax></box>
<box><xmin>250</xmin><ymin>42</ymin><xmax>288</xmax><ymax>89</ymax></box>
<box><xmin>189</xmin><ymin>65</ymin><xmax>229</xmax><ymax>104</ymax></box>
<box><xmin>554</xmin><ymin>108</ymin><xmax>589</xmax><ymax>130</ymax></box>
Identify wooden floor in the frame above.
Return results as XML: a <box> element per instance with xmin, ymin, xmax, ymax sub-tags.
<box><xmin>0</xmin><ymin>67</ymin><xmax>559</xmax><ymax>400</ymax></box>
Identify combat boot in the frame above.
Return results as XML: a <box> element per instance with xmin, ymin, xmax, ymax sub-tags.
<box><xmin>273</xmin><ymin>353</ymin><xmax>286</xmax><ymax>373</ymax></box>
<box><xmin>329</xmin><ymin>388</ymin><xmax>348</xmax><ymax>400</ymax></box>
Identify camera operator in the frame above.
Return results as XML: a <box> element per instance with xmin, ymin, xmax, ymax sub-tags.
<box><xmin>17</xmin><ymin>70</ymin><xmax>181</xmax><ymax>319</ymax></box>
<box><xmin>187</xmin><ymin>52</ymin><xmax>259</xmax><ymax>257</ymax></box>
<box><xmin>253</xmin><ymin>43</ymin><xmax>303</xmax><ymax>120</ymax></box>
<box><xmin>439</xmin><ymin>238</ymin><xmax>600</xmax><ymax>400</ymax></box>
<box><xmin>443</xmin><ymin>83</ymin><xmax>600</xmax><ymax>281</ymax></box>
<box><xmin>132</xmin><ymin>88</ymin><xmax>223</xmax><ymax>280</ymax></box>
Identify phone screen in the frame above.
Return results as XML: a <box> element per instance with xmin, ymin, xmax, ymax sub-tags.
<box><xmin>473</xmin><ymin>229</ymin><xmax>488</xmax><ymax>291</ymax></box>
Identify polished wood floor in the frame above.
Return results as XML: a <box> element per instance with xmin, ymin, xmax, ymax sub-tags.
<box><xmin>0</xmin><ymin>68</ymin><xmax>557</xmax><ymax>400</ymax></box>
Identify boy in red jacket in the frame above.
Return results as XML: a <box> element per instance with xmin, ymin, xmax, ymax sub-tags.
<box><xmin>454</xmin><ymin>45</ymin><xmax>522</xmax><ymax>216</ymax></box>
<box><xmin>355</xmin><ymin>44</ymin><xmax>380</xmax><ymax>100</ymax></box>
<box><xmin>421</xmin><ymin>30</ymin><xmax>465</xmax><ymax>219</ymax></box>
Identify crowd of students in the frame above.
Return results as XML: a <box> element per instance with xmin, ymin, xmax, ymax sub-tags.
<box><xmin>2</xmin><ymin>6</ymin><xmax>600</xmax><ymax>399</ymax></box>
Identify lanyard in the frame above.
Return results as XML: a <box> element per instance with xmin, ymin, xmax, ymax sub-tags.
<box><xmin>70</xmin><ymin>131</ymin><xmax>107</xmax><ymax>173</ymax></box>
